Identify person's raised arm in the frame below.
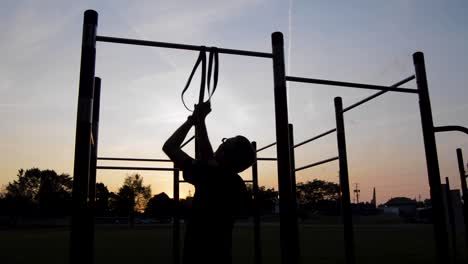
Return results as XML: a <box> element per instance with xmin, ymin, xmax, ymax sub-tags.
<box><xmin>193</xmin><ymin>102</ymin><xmax>214</xmax><ymax>161</ymax></box>
<box><xmin>162</xmin><ymin>116</ymin><xmax>195</xmax><ymax>168</ymax></box>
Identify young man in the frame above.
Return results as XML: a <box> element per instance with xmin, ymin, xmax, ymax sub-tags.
<box><xmin>163</xmin><ymin>102</ymin><xmax>255</xmax><ymax>264</ymax></box>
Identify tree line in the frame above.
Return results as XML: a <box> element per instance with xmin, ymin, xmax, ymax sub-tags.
<box><xmin>0</xmin><ymin>168</ymin><xmax>344</xmax><ymax>223</ymax></box>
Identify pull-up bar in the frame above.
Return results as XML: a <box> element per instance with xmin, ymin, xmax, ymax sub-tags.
<box><xmin>258</xmin><ymin>75</ymin><xmax>416</xmax><ymax>152</ymax></box>
<box><xmin>96</xmin><ymin>166</ymin><xmax>177</xmax><ymax>171</ymax></box>
<box><xmin>286</xmin><ymin>75</ymin><xmax>418</xmax><ymax>94</ymax></box>
<box><xmin>96</xmin><ymin>36</ymin><xmax>273</xmax><ymax>59</ymax></box>
<box><xmin>98</xmin><ymin>157</ymin><xmax>172</xmax><ymax>162</ymax></box>
<box><xmin>257</xmin><ymin>157</ymin><xmax>277</xmax><ymax>161</ymax></box>
<box><xmin>295</xmin><ymin>156</ymin><xmax>339</xmax><ymax>172</ymax></box>
<box><xmin>342</xmin><ymin>75</ymin><xmax>415</xmax><ymax>112</ymax></box>
<box><xmin>434</xmin><ymin>125</ymin><xmax>468</xmax><ymax>135</ymax></box>
<box><xmin>256</xmin><ymin>142</ymin><xmax>277</xmax><ymax>152</ymax></box>
<box><xmin>293</xmin><ymin>128</ymin><xmax>337</xmax><ymax>149</ymax></box>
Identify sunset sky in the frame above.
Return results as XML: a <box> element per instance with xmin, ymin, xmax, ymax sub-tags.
<box><xmin>1</xmin><ymin>0</ymin><xmax>467</xmax><ymax>205</ymax></box>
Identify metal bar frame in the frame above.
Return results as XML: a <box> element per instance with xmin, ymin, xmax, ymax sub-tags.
<box><xmin>456</xmin><ymin>148</ymin><xmax>468</xmax><ymax>255</ymax></box>
<box><xmin>342</xmin><ymin>75</ymin><xmax>415</xmax><ymax>112</ymax></box>
<box><xmin>293</xmin><ymin>128</ymin><xmax>337</xmax><ymax>149</ymax></box>
<box><xmin>434</xmin><ymin>125</ymin><xmax>468</xmax><ymax>135</ymax></box>
<box><xmin>257</xmin><ymin>157</ymin><xmax>277</xmax><ymax>161</ymax></box>
<box><xmin>271</xmin><ymin>32</ymin><xmax>300</xmax><ymax>264</ymax></box>
<box><xmin>444</xmin><ymin>177</ymin><xmax>457</xmax><ymax>262</ymax></box>
<box><xmin>256</xmin><ymin>142</ymin><xmax>277</xmax><ymax>152</ymax></box>
<box><xmin>251</xmin><ymin>142</ymin><xmax>262</xmax><ymax>264</ymax></box>
<box><xmin>96</xmin><ymin>166</ymin><xmax>177</xmax><ymax>171</ymax></box>
<box><xmin>74</xmin><ymin>9</ymin><xmax>451</xmax><ymax>264</ymax></box>
<box><xmin>173</xmin><ymin>164</ymin><xmax>180</xmax><ymax>264</ymax></box>
<box><xmin>261</xmin><ymin>75</ymin><xmax>415</xmax><ymax>152</ymax></box>
<box><xmin>295</xmin><ymin>156</ymin><xmax>339</xmax><ymax>172</ymax></box>
<box><xmin>87</xmin><ymin>77</ymin><xmax>101</xmax><ymax>264</ymax></box>
<box><xmin>286</xmin><ymin>76</ymin><xmax>418</xmax><ymax>93</ymax></box>
<box><xmin>74</xmin><ymin>9</ymin><xmax>283</xmax><ymax>264</ymax></box>
<box><xmin>334</xmin><ymin>97</ymin><xmax>355</xmax><ymax>264</ymax></box>
<box><xmin>413</xmin><ymin>52</ymin><xmax>450</xmax><ymax>264</ymax></box>
<box><xmin>71</xmin><ymin>10</ymin><xmax>98</xmax><ymax>264</ymax></box>
<box><xmin>97</xmin><ymin>157</ymin><xmax>172</xmax><ymax>162</ymax></box>
<box><xmin>288</xmin><ymin>124</ymin><xmax>298</xmax><ymax>216</ymax></box>
<box><xmin>96</xmin><ymin>36</ymin><xmax>273</xmax><ymax>58</ymax></box>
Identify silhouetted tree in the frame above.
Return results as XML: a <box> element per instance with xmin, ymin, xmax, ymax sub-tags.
<box><xmin>145</xmin><ymin>192</ymin><xmax>174</xmax><ymax>221</ymax></box>
<box><xmin>296</xmin><ymin>179</ymin><xmax>340</xmax><ymax>214</ymax></box>
<box><xmin>4</xmin><ymin>168</ymin><xmax>72</xmax><ymax>217</ymax></box>
<box><xmin>109</xmin><ymin>186</ymin><xmax>135</xmax><ymax>217</ymax></box>
<box><xmin>95</xmin><ymin>183</ymin><xmax>110</xmax><ymax>216</ymax></box>
<box><xmin>109</xmin><ymin>174</ymin><xmax>151</xmax><ymax>217</ymax></box>
<box><xmin>123</xmin><ymin>174</ymin><xmax>152</xmax><ymax>212</ymax></box>
<box><xmin>246</xmin><ymin>185</ymin><xmax>278</xmax><ymax>214</ymax></box>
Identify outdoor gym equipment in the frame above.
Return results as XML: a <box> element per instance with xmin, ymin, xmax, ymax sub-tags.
<box><xmin>72</xmin><ymin>9</ymin><xmax>461</xmax><ymax>264</ymax></box>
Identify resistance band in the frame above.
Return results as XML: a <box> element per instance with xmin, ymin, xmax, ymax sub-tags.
<box><xmin>181</xmin><ymin>47</ymin><xmax>219</xmax><ymax>111</ymax></box>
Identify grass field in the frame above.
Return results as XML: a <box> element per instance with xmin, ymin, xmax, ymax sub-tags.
<box><xmin>1</xmin><ymin>224</ymin><xmax>466</xmax><ymax>264</ymax></box>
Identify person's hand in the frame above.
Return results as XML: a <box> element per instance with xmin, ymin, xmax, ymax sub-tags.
<box><xmin>191</xmin><ymin>101</ymin><xmax>211</xmax><ymax>124</ymax></box>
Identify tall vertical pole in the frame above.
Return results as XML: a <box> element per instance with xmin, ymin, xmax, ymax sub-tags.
<box><xmin>87</xmin><ymin>76</ymin><xmax>101</xmax><ymax>264</ymax></box>
<box><xmin>288</xmin><ymin>124</ymin><xmax>298</xmax><ymax>210</ymax></box>
<box><xmin>251</xmin><ymin>142</ymin><xmax>262</xmax><ymax>264</ymax></box>
<box><xmin>173</xmin><ymin>166</ymin><xmax>180</xmax><ymax>264</ymax></box>
<box><xmin>71</xmin><ymin>10</ymin><xmax>98</xmax><ymax>264</ymax></box>
<box><xmin>413</xmin><ymin>51</ymin><xmax>450</xmax><ymax>264</ymax></box>
<box><xmin>456</xmin><ymin>148</ymin><xmax>468</xmax><ymax>255</ymax></box>
<box><xmin>445</xmin><ymin>177</ymin><xmax>457</xmax><ymax>263</ymax></box>
<box><xmin>334</xmin><ymin>97</ymin><xmax>355</xmax><ymax>264</ymax></box>
<box><xmin>89</xmin><ymin>77</ymin><xmax>101</xmax><ymax>209</ymax></box>
<box><xmin>271</xmin><ymin>31</ymin><xmax>300</xmax><ymax>264</ymax></box>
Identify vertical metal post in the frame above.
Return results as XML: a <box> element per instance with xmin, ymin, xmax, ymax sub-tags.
<box><xmin>71</xmin><ymin>9</ymin><xmax>98</xmax><ymax>264</ymax></box>
<box><xmin>445</xmin><ymin>177</ymin><xmax>457</xmax><ymax>263</ymax></box>
<box><xmin>334</xmin><ymin>97</ymin><xmax>355</xmax><ymax>264</ymax></box>
<box><xmin>413</xmin><ymin>51</ymin><xmax>450</xmax><ymax>264</ymax></box>
<box><xmin>173</xmin><ymin>166</ymin><xmax>180</xmax><ymax>264</ymax></box>
<box><xmin>288</xmin><ymin>124</ymin><xmax>298</xmax><ymax>209</ymax></box>
<box><xmin>456</xmin><ymin>148</ymin><xmax>468</xmax><ymax>255</ymax></box>
<box><xmin>89</xmin><ymin>77</ymin><xmax>101</xmax><ymax>209</ymax></box>
<box><xmin>87</xmin><ymin>76</ymin><xmax>101</xmax><ymax>264</ymax></box>
<box><xmin>271</xmin><ymin>31</ymin><xmax>300</xmax><ymax>264</ymax></box>
<box><xmin>251</xmin><ymin>142</ymin><xmax>262</xmax><ymax>264</ymax></box>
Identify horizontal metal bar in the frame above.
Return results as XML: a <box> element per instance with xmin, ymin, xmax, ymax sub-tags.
<box><xmin>434</xmin><ymin>126</ymin><xmax>468</xmax><ymax>135</ymax></box>
<box><xmin>294</xmin><ymin>128</ymin><xmax>337</xmax><ymax>149</ymax></box>
<box><xmin>286</xmin><ymin>76</ymin><xmax>418</xmax><ymax>94</ymax></box>
<box><xmin>97</xmin><ymin>157</ymin><xmax>172</xmax><ymax>162</ymax></box>
<box><xmin>96</xmin><ymin>166</ymin><xmax>177</xmax><ymax>171</ymax></box>
<box><xmin>295</xmin><ymin>156</ymin><xmax>339</xmax><ymax>172</ymax></box>
<box><xmin>96</xmin><ymin>36</ymin><xmax>273</xmax><ymax>58</ymax></box>
<box><xmin>256</xmin><ymin>142</ymin><xmax>277</xmax><ymax>152</ymax></box>
<box><xmin>342</xmin><ymin>75</ymin><xmax>416</xmax><ymax>112</ymax></box>
<box><xmin>257</xmin><ymin>157</ymin><xmax>277</xmax><ymax>161</ymax></box>
<box><xmin>258</xmin><ymin>77</ymin><xmax>415</xmax><ymax>152</ymax></box>
<box><xmin>178</xmin><ymin>179</ymin><xmax>254</xmax><ymax>183</ymax></box>
<box><xmin>181</xmin><ymin>135</ymin><xmax>195</xmax><ymax>148</ymax></box>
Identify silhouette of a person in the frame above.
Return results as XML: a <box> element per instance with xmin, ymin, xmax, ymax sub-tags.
<box><xmin>163</xmin><ymin>102</ymin><xmax>254</xmax><ymax>264</ymax></box>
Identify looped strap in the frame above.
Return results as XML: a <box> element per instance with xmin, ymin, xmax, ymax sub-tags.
<box><xmin>181</xmin><ymin>47</ymin><xmax>219</xmax><ymax>112</ymax></box>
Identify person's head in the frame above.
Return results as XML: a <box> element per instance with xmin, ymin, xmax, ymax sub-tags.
<box><xmin>214</xmin><ymin>135</ymin><xmax>255</xmax><ymax>173</ymax></box>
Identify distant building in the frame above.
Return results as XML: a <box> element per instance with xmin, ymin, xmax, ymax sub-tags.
<box><xmin>384</xmin><ymin>197</ymin><xmax>417</xmax><ymax>218</ymax></box>
<box><xmin>382</xmin><ymin>207</ymin><xmax>399</xmax><ymax>216</ymax></box>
